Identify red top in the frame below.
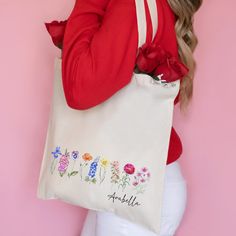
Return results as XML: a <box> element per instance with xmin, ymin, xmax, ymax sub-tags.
<box><xmin>62</xmin><ymin>0</ymin><xmax>183</xmax><ymax>165</ymax></box>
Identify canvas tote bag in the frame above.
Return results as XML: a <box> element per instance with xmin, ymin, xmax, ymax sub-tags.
<box><xmin>37</xmin><ymin>0</ymin><xmax>180</xmax><ymax>234</ymax></box>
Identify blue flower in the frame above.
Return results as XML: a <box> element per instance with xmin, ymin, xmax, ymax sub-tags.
<box><xmin>88</xmin><ymin>157</ymin><xmax>100</xmax><ymax>178</ymax></box>
<box><xmin>51</xmin><ymin>146</ymin><xmax>62</xmax><ymax>159</ymax></box>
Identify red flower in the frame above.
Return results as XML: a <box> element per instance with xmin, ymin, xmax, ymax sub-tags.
<box><xmin>44</xmin><ymin>20</ymin><xmax>67</xmax><ymax>49</ymax></box>
<box><xmin>135</xmin><ymin>42</ymin><xmax>169</xmax><ymax>73</ymax></box>
<box><xmin>124</xmin><ymin>163</ymin><xmax>135</xmax><ymax>175</ymax></box>
<box><xmin>154</xmin><ymin>55</ymin><xmax>189</xmax><ymax>82</ymax></box>
<box><xmin>135</xmin><ymin>42</ymin><xmax>189</xmax><ymax>82</ymax></box>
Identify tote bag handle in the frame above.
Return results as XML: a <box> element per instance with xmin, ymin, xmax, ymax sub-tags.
<box><xmin>135</xmin><ymin>0</ymin><xmax>158</xmax><ymax>48</ymax></box>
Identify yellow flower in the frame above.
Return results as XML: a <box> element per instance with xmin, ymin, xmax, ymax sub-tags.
<box><xmin>100</xmin><ymin>158</ymin><xmax>109</xmax><ymax>167</ymax></box>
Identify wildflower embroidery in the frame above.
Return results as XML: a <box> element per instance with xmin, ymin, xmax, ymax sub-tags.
<box><xmin>68</xmin><ymin>150</ymin><xmax>79</xmax><ymax>178</ymax></box>
<box><xmin>80</xmin><ymin>153</ymin><xmax>93</xmax><ymax>180</ymax></box>
<box><xmin>58</xmin><ymin>149</ymin><xmax>70</xmax><ymax>177</ymax></box>
<box><xmin>49</xmin><ymin>146</ymin><xmax>152</xmax><ymax>196</ymax></box>
<box><xmin>50</xmin><ymin>146</ymin><xmax>62</xmax><ymax>174</ymax></box>
<box><xmin>85</xmin><ymin>156</ymin><xmax>100</xmax><ymax>184</ymax></box>
<box><xmin>110</xmin><ymin>161</ymin><xmax>120</xmax><ymax>185</ymax></box>
<box><xmin>132</xmin><ymin>167</ymin><xmax>151</xmax><ymax>194</ymax></box>
<box><xmin>99</xmin><ymin>158</ymin><xmax>109</xmax><ymax>184</ymax></box>
<box><xmin>118</xmin><ymin>163</ymin><xmax>135</xmax><ymax>191</ymax></box>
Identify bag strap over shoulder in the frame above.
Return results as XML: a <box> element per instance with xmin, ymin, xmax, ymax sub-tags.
<box><xmin>134</xmin><ymin>0</ymin><xmax>159</xmax><ymax>48</ymax></box>
<box><xmin>146</xmin><ymin>0</ymin><xmax>158</xmax><ymax>42</ymax></box>
<box><xmin>134</xmin><ymin>0</ymin><xmax>147</xmax><ymax>48</ymax></box>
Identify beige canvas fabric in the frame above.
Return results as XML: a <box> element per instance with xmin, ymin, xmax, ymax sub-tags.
<box><xmin>37</xmin><ymin>0</ymin><xmax>180</xmax><ymax>234</ymax></box>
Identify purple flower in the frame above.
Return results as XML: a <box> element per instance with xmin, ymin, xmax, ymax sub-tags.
<box><xmin>71</xmin><ymin>150</ymin><xmax>79</xmax><ymax>160</ymax></box>
<box><xmin>51</xmin><ymin>146</ymin><xmax>62</xmax><ymax>159</ymax></box>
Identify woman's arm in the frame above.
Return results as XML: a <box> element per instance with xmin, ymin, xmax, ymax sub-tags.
<box><xmin>62</xmin><ymin>0</ymin><xmax>138</xmax><ymax>110</ymax></box>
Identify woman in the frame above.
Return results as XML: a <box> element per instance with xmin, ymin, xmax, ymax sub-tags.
<box><xmin>46</xmin><ymin>0</ymin><xmax>202</xmax><ymax>235</ymax></box>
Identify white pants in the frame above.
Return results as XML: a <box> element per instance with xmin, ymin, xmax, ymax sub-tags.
<box><xmin>80</xmin><ymin>160</ymin><xmax>187</xmax><ymax>236</ymax></box>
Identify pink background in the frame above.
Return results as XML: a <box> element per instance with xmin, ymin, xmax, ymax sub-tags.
<box><xmin>1</xmin><ymin>0</ymin><xmax>235</xmax><ymax>235</ymax></box>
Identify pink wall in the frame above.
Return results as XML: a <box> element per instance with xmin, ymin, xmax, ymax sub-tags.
<box><xmin>0</xmin><ymin>1</ymin><xmax>235</xmax><ymax>235</ymax></box>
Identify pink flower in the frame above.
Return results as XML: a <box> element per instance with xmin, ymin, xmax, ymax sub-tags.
<box><xmin>141</xmin><ymin>167</ymin><xmax>148</xmax><ymax>172</ymax></box>
<box><xmin>124</xmin><ymin>163</ymin><xmax>135</xmax><ymax>175</ymax></box>
<box><xmin>58</xmin><ymin>152</ymin><xmax>69</xmax><ymax>174</ymax></box>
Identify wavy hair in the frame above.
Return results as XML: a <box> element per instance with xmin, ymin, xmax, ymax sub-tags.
<box><xmin>166</xmin><ymin>0</ymin><xmax>203</xmax><ymax>113</ymax></box>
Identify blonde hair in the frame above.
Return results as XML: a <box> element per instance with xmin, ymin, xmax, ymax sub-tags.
<box><xmin>167</xmin><ymin>0</ymin><xmax>203</xmax><ymax>113</ymax></box>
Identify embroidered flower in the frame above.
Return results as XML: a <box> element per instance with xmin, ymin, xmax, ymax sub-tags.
<box><xmin>51</xmin><ymin>146</ymin><xmax>62</xmax><ymax>159</ymax></box>
<box><xmin>141</xmin><ymin>167</ymin><xmax>148</xmax><ymax>172</ymax></box>
<box><xmin>45</xmin><ymin>20</ymin><xmax>67</xmax><ymax>49</ymax></box>
<box><xmin>82</xmin><ymin>153</ymin><xmax>93</xmax><ymax>161</ymax></box>
<box><xmin>132</xmin><ymin>166</ymin><xmax>151</xmax><ymax>194</ymax></box>
<box><xmin>124</xmin><ymin>163</ymin><xmax>135</xmax><ymax>175</ymax></box>
<box><xmin>100</xmin><ymin>158</ymin><xmax>109</xmax><ymax>167</ymax></box>
<box><xmin>80</xmin><ymin>153</ymin><xmax>93</xmax><ymax>180</ymax></box>
<box><xmin>68</xmin><ymin>150</ymin><xmax>79</xmax><ymax>178</ymax></box>
<box><xmin>132</xmin><ymin>181</ymin><xmax>139</xmax><ymax>186</ymax></box>
<box><xmin>110</xmin><ymin>161</ymin><xmax>120</xmax><ymax>184</ymax></box>
<box><xmin>118</xmin><ymin>163</ymin><xmax>135</xmax><ymax>191</ymax></box>
<box><xmin>99</xmin><ymin>158</ymin><xmax>109</xmax><ymax>184</ymax></box>
<box><xmin>87</xmin><ymin>157</ymin><xmax>100</xmax><ymax>179</ymax></box>
<box><xmin>71</xmin><ymin>150</ymin><xmax>79</xmax><ymax>160</ymax></box>
<box><xmin>135</xmin><ymin>42</ymin><xmax>189</xmax><ymax>82</ymax></box>
<box><xmin>50</xmin><ymin>146</ymin><xmax>62</xmax><ymax>174</ymax></box>
<box><xmin>58</xmin><ymin>149</ymin><xmax>70</xmax><ymax>177</ymax></box>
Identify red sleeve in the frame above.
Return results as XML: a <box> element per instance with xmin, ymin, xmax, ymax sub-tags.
<box><xmin>174</xmin><ymin>90</ymin><xmax>180</xmax><ymax>105</ymax></box>
<box><xmin>166</xmin><ymin>126</ymin><xmax>183</xmax><ymax>164</ymax></box>
<box><xmin>62</xmin><ymin>0</ymin><xmax>138</xmax><ymax>110</ymax></box>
